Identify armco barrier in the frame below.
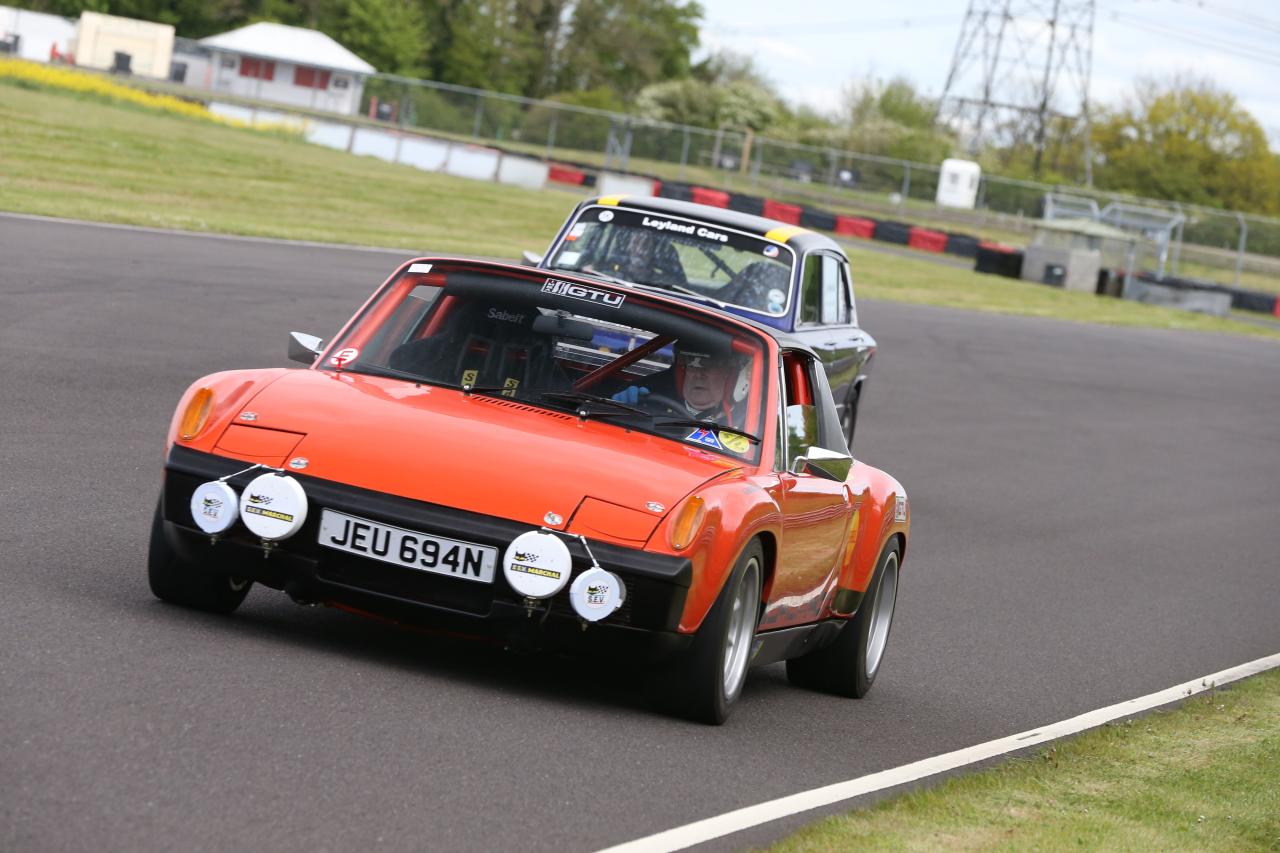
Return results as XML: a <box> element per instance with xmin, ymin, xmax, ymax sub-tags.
<box><xmin>691</xmin><ymin>186</ymin><xmax>730</xmax><ymax>208</ymax></box>
<box><xmin>762</xmin><ymin>199</ymin><xmax>802</xmax><ymax>225</ymax></box>
<box><xmin>445</xmin><ymin>145</ymin><xmax>501</xmax><ymax>181</ymax></box>
<box><xmin>398</xmin><ymin>136</ymin><xmax>450</xmax><ymax>171</ymax></box>
<box><xmin>548</xmin><ymin>163</ymin><xmax>586</xmax><ymax>185</ymax></box>
<box><xmin>800</xmin><ymin>208</ymin><xmax>837</xmax><ymax>231</ymax></box>
<box><xmin>908</xmin><ymin>227</ymin><xmax>948</xmax><ymax>253</ymax></box>
<box><xmin>728</xmin><ymin>193</ymin><xmax>765</xmax><ymax>216</ymax></box>
<box><xmin>496</xmin><ymin>154</ymin><xmax>548</xmax><ymax>190</ymax></box>
<box><xmin>874</xmin><ymin>220</ymin><xmax>912</xmax><ymax>245</ymax></box>
<box><xmin>835</xmin><ymin>216</ymin><xmax>877</xmax><ymax>239</ymax></box>
<box><xmin>350</xmin><ymin>127</ymin><xmax>398</xmax><ymax>162</ymax></box>
<box><xmin>597</xmin><ymin>171</ymin><xmax>658</xmax><ymax>197</ymax></box>
<box><xmin>944</xmin><ymin>233</ymin><xmax>980</xmax><ymax>258</ymax></box>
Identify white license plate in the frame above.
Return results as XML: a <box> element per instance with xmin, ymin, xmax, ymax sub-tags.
<box><xmin>318</xmin><ymin>509</ymin><xmax>497</xmax><ymax>583</ymax></box>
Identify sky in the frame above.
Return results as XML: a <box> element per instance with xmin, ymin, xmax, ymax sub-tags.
<box><xmin>698</xmin><ymin>0</ymin><xmax>1280</xmax><ymax>143</ymax></box>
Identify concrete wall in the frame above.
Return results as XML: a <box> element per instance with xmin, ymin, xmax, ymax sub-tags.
<box><xmin>1023</xmin><ymin>245</ymin><xmax>1101</xmax><ymax>293</ymax></box>
<box><xmin>0</xmin><ymin>5</ymin><xmax>76</xmax><ymax>61</ymax></box>
<box><xmin>74</xmin><ymin>11</ymin><xmax>173</xmax><ymax>77</ymax></box>
<box><xmin>206</xmin><ymin>50</ymin><xmax>364</xmax><ymax>116</ymax></box>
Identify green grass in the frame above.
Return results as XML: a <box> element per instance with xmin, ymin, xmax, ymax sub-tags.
<box><xmin>771</xmin><ymin>669</ymin><xmax>1280</xmax><ymax>852</ymax></box>
<box><xmin>0</xmin><ymin>80</ymin><xmax>577</xmax><ymax>256</ymax></box>
<box><xmin>2</xmin><ymin>80</ymin><xmax>1278</xmax><ymax>340</ymax></box>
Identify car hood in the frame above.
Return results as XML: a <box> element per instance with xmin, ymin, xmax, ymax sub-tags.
<box><xmin>220</xmin><ymin>370</ymin><xmax>742</xmax><ymax>541</ymax></box>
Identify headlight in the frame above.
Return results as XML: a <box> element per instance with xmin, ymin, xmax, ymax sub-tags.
<box><xmin>668</xmin><ymin>496</ymin><xmax>706</xmax><ymax>551</ymax></box>
<box><xmin>238</xmin><ymin>473</ymin><xmax>308</xmax><ymax>540</ymax></box>
<box><xmin>179</xmin><ymin>387</ymin><xmax>215</xmax><ymax>440</ymax></box>
<box><xmin>190</xmin><ymin>481</ymin><xmax>240</xmax><ymax>534</ymax></box>
<box><xmin>503</xmin><ymin>530</ymin><xmax>572</xmax><ymax>599</ymax></box>
<box><xmin>569</xmin><ymin>567</ymin><xmax>625</xmax><ymax>622</ymax></box>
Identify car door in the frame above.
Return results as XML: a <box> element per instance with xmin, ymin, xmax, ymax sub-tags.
<box><xmin>759</xmin><ymin>350</ymin><xmax>854</xmax><ymax>630</ymax></box>
<box><xmin>792</xmin><ymin>252</ymin><xmax>875</xmax><ymax>422</ymax></box>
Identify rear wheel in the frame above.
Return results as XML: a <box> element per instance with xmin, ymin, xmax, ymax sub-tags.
<box><xmin>786</xmin><ymin>543</ymin><xmax>899</xmax><ymax>697</ymax></box>
<box><xmin>148</xmin><ymin>498</ymin><xmax>251</xmax><ymax>614</ymax></box>
<box><xmin>662</xmin><ymin>540</ymin><xmax>763</xmax><ymax>724</ymax></box>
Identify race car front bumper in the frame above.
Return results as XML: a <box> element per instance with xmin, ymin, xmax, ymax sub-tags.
<box><xmin>160</xmin><ymin>446</ymin><xmax>694</xmax><ymax>658</ymax></box>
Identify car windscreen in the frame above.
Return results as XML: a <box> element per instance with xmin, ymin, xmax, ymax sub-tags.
<box><xmin>545</xmin><ymin>206</ymin><xmax>796</xmax><ymax>319</ymax></box>
<box><xmin>320</xmin><ymin>263</ymin><xmax>769</xmax><ymax>463</ymax></box>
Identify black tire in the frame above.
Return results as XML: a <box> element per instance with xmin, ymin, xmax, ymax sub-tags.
<box><xmin>148</xmin><ymin>498</ymin><xmax>251</xmax><ymax>614</ymax></box>
<box><xmin>786</xmin><ymin>542</ymin><xmax>900</xmax><ymax>698</ymax></box>
<box><xmin>662</xmin><ymin>540</ymin><xmax>763</xmax><ymax>725</ymax></box>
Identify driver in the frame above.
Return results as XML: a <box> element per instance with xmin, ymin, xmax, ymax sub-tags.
<box><xmin>614</xmin><ymin>347</ymin><xmax>746</xmax><ymax>426</ymax></box>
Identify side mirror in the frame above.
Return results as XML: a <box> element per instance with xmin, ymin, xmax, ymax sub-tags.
<box><xmin>520</xmin><ymin>250</ymin><xmax>543</xmax><ymax>267</ymax></box>
<box><xmin>288</xmin><ymin>332</ymin><xmax>325</xmax><ymax>365</ymax></box>
<box><xmin>790</xmin><ymin>446</ymin><xmax>853</xmax><ymax>481</ymax></box>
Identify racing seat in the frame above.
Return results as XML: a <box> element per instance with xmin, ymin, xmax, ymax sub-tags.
<box><xmin>723</xmin><ymin>262</ymin><xmax>789</xmax><ymax>313</ymax></box>
<box><xmin>389</xmin><ymin>303</ymin><xmax>570</xmax><ymax>396</ymax></box>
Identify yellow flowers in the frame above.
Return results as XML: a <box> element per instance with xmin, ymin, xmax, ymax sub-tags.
<box><xmin>0</xmin><ymin>58</ymin><xmax>242</xmax><ymax>127</ymax></box>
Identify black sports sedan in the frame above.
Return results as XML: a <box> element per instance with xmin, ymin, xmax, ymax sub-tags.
<box><xmin>531</xmin><ymin>195</ymin><xmax>876</xmax><ymax>448</ymax></box>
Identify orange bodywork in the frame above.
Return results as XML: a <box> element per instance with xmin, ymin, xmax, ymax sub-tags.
<box><xmin>166</xmin><ymin>257</ymin><xmax>908</xmax><ymax>635</ymax></box>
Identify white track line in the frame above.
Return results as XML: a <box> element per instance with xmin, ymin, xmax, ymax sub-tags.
<box><xmin>599</xmin><ymin>652</ymin><xmax>1280</xmax><ymax>853</ymax></box>
<box><xmin>0</xmin><ymin>211</ymin><xmax>415</xmax><ymax>255</ymax></box>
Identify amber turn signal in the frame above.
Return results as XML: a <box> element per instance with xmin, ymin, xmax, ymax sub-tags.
<box><xmin>668</xmin><ymin>496</ymin><xmax>706</xmax><ymax>551</ymax></box>
<box><xmin>179</xmin><ymin>387</ymin><xmax>215</xmax><ymax>440</ymax></box>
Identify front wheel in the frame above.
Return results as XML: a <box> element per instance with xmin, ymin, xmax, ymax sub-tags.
<box><xmin>148</xmin><ymin>498</ymin><xmax>252</xmax><ymax>614</ymax></box>
<box><xmin>786</xmin><ymin>543</ymin><xmax>899</xmax><ymax>697</ymax></box>
<box><xmin>662</xmin><ymin>540</ymin><xmax>763</xmax><ymax>724</ymax></box>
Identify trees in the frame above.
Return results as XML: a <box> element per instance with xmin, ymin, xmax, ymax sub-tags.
<box><xmin>1092</xmin><ymin>77</ymin><xmax>1280</xmax><ymax>214</ymax></box>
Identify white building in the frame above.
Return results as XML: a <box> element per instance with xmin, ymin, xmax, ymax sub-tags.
<box><xmin>0</xmin><ymin>5</ymin><xmax>76</xmax><ymax>62</ymax></box>
<box><xmin>75</xmin><ymin>11</ymin><xmax>173</xmax><ymax>77</ymax></box>
<box><xmin>177</xmin><ymin>22</ymin><xmax>374</xmax><ymax>116</ymax></box>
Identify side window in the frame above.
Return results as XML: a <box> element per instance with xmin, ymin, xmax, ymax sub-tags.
<box><xmin>820</xmin><ymin>255</ymin><xmax>851</xmax><ymax>325</ymax></box>
<box><xmin>799</xmin><ymin>254</ymin><xmax>822</xmax><ymax>325</ymax></box>
<box><xmin>781</xmin><ymin>351</ymin><xmax>820</xmax><ymax>466</ymax></box>
<box><xmin>840</xmin><ymin>261</ymin><xmax>858</xmax><ymax>327</ymax></box>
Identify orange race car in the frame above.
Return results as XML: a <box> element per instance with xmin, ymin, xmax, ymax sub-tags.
<box><xmin>151</xmin><ymin>258</ymin><xmax>909</xmax><ymax>723</ymax></box>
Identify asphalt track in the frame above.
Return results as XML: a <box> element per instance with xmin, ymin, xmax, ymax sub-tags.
<box><xmin>2</xmin><ymin>215</ymin><xmax>1278</xmax><ymax>852</ymax></box>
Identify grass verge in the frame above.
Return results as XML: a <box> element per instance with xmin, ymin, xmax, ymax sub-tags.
<box><xmin>2</xmin><ymin>80</ymin><xmax>1277</xmax><ymax>340</ymax></box>
<box><xmin>771</xmin><ymin>668</ymin><xmax>1280</xmax><ymax>852</ymax></box>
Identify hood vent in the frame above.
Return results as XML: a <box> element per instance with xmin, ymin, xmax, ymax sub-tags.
<box><xmin>474</xmin><ymin>396</ymin><xmax>573</xmax><ymax>420</ymax></box>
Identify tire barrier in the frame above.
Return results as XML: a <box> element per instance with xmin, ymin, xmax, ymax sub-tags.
<box><xmin>944</xmin><ymin>233</ymin><xmax>980</xmax><ymax>258</ymax></box>
<box><xmin>975</xmin><ymin>242</ymin><xmax>1024</xmax><ymax>278</ymax></box>
<box><xmin>728</xmin><ymin>193</ymin><xmax>765</xmax><ymax>216</ymax></box>
<box><xmin>835</xmin><ymin>216</ymin><xmax>877</xmax><ymax>239</ymax></box>
<box><xmin>578</xmin><ymin>177</ymin><xmax>1280</xmax><ymax>315</ymax></box>
<box><xmin>907</xmin><ymin>227</ymin><xmax>948</xmax><ymax>253</ymax></box>
<box><xmin>656</xmin><ymin>180</ymin><xmax>694</xmax><ymax>202</ymax></box>
<box><xmin>799</xmin><ymin>209</ymin><xmax>837</xmax><ymax>231</ymax></box>
<box><xmin>691</xmin><ymin>186</ymin><xmax>730</xmax><ymax>208</ymax></box>
<box><xmin>874</xmin><ymin>220</ymin><xmax>912</xmax><ymax>245</ymax></box>
<box><xmin>548</xmin><ymin>163</ymin><xmax>586</xmax><ymax>185</ymax></box>
<box><xmin>762</xmin><ymin>199</ymin><xmax>802</xmax><ymax>225</ymax></box>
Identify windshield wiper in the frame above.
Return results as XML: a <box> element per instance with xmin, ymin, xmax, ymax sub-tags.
<box><xmin>654</xmin><ymin>418</ymin><xmax>762</xmax><ymax>445</ymax></box>
<box><xmin>537</xmin><ymin>390</ymin><xmax>649</xmax><ymax>418</ymax></box>
<box><xmin>339</xmin><ymin>362</ymin><xmax>432</xmax><ymax>383</ymax></box>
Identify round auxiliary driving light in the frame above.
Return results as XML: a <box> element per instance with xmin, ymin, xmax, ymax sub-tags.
<box><xmin>190</xmin><ymin>481</ymin><xmax>239</xmax><ymax>535</ymax></box>
<box><xmin>502</xmin><ymin>531</ymin><xmax>572</xmax><ymax>599</ymax></box>
<box><xmin>238</xmin><ymin>472</ymin><xmax>309</xmax><ymax>541</ymax></box>
<box><xmin>569</xmin><ymin>567</ymin><xmax>626</xmax><ymax>622</ymax></box>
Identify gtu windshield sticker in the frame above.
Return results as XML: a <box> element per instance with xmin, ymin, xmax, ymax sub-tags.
<box><xmin>542</xmin><ymin>278</ymin><xmax>625</xmax><ymax>308</ymax></box>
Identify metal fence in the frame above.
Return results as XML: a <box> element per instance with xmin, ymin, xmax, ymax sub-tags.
<box><xmin>352</xmin><ymin>73</ymin><xmax>1280</xmax><ymax>292</ymax></box>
